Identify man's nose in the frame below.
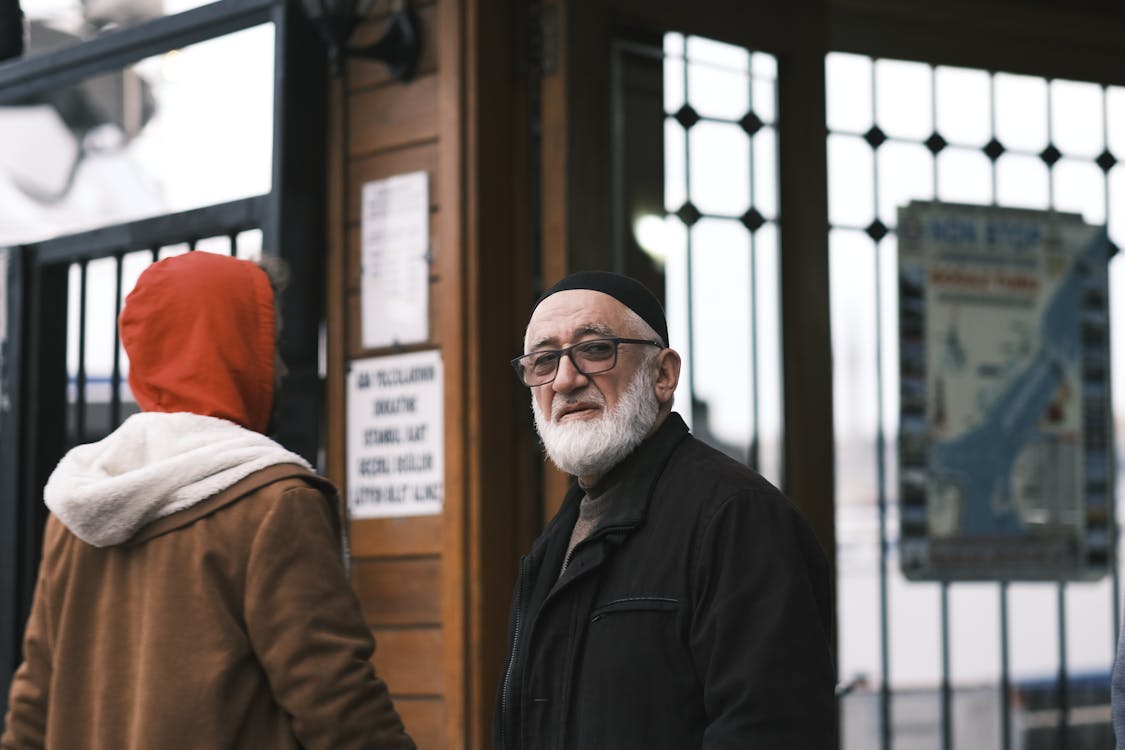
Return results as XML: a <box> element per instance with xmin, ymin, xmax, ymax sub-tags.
<box><xmin>552</xmin><ymin>353</ymin><xmax>588</xmax><ymax>393</ymax></box>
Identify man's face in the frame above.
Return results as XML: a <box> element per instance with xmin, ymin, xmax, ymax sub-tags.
<box><xmin>524</xmin><ymin>289</ymin><xmax>667</xmax><ymax>482</ymax></box>
<box><xmin>524</xmin><ymin>289</ymin><xmax>653</xmax><ymax>426</ymax></box>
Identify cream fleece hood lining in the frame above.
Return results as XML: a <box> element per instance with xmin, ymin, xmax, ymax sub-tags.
<box><xmin>45</xmin><ymin>411</ymin><xmax>312</xmax><ymax>548</ymax></box>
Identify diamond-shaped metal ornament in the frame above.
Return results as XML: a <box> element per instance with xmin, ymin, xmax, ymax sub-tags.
<box><xmin>866</xmin><ymin>219</ymin><xmax>889</xmax><ymax>242</ymax></box>
<box><xmin>740</xmin><ymin>208</ymin><xmax>766</xmax><ymax>232</ymax></box>
<box><xmin>1096</xmin><ymin>149</ymin><xmax>1118</xmax><ymax>173</ymax></box>
<box><xmin>739</xmin><ymin>111</ymin><xmax>764</xmax><ymax>136</ymax></box>
<box><xmin>983</xmin><ymin>138</ymin><xmax>1005</xmax><ymax>162</ymax></box>
<box><xmin>1039</xmin><ymin>144</ymin><xmax>1062</xmax><ymax>167</ymax></box>
<box><xmin>675</xmin><ymin>201</ymin><xmax>702</xmax><ymax>227</ymax></box>
<box><xmin>673</xmin><ymin>104</ymin><xmax>701</xmax><ymax>130</ymax></box>
<box><xmin>863</xmin><ymin>126</ymin><xmax>887</xmax><ymax>149</ymax></box>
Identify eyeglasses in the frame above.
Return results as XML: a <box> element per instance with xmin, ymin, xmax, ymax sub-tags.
<box><xmin>510</xmin><ymin>337</ymin><xmax>662</xmax><ymax>387</ymax></box>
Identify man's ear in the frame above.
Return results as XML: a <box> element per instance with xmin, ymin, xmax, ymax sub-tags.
<box><xmin>653</xmin><ymin>348</ymin><xmax>681</xmax><ymax>405</ymax></box>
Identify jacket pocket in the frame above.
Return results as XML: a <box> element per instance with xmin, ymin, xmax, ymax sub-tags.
<box><xmin>590</xmin><ymin>595</ymin><xmax>679</xmax><ymax>622</ymax></box>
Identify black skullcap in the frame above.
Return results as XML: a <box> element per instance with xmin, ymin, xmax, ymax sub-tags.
<box><xmin>535</xmin><ymin>270</ymin><xmax>668</xmax><ymax>346</ymax></box>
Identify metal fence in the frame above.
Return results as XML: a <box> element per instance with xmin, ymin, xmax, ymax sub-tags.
<box><xmin>607</xmin><ymin>30</ymin><xmax>1124</xmax><ymax>750</ymax></box>
<box><xmin>0</xmin><ymin>196</ymin><xmax>269</xmax><ymax>714</ymax></box>
<box><xmin>0</xmin><ymin>0</ymin><xmax>328</xmax><ymax>720</ymax></box>
<box><xmin>826</xmin><ymin>55</ymin><xmax>1123</xmax><ymax>750</ymax></box>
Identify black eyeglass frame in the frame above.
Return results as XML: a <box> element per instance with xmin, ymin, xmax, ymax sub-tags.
<box><xmin>510</xmin><ymin>337</ymin><xmax>663</xmax><ymax>387</ymax></box>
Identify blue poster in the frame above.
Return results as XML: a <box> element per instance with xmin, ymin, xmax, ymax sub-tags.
<box><xmin>897</xmin><ymin>202</ymin><xmax>1113</xmax><ymax>581</ymax></box>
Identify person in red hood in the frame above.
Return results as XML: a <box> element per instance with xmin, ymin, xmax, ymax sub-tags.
<box><xmin>1</xmin><ymin>251</ymin><xmax>416</xmax><ymax>750</ymax></box>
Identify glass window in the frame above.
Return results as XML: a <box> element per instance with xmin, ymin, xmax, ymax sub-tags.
<box><xmin>649</xmin><ymin>33</ymin><xmax>782</xmax><ymax>484</ymax></box>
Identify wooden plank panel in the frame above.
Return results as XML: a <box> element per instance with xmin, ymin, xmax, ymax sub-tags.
<box><xmin>351</xmin><ymin>557</ymin><xmax>442</xmax><ymax>626</ymax></box>
<box><xmin>373</xmin><ymin>626</ymin><xmax>444</xmax><ymax>695</ymax></box>
<box><xmin>349</xmin><ymin>74</ymin><xmax>440</xmax><ymax>156</ymax></box>
<box><xmin>348</xmin><ymin>141</ymin><xmax>440</xmax><ymax>224</ymax></box>
<box><xmin>395</xmin><ymin>697</ymin><xmax>445</xmax><ymax>750</ymax></box>
<box><xmin>348</xmin><ymin>1</ymin><xmax>440</xmax><ymax>92</ymax></box>
<box><xmin>351</xmin><ymin>514</ymin><xmax>443</xmax><ymax>557</ymax></box>
<box><xmin>539</xmin><ymin>1</ymin><xmax>575</xmax><ymax>524</ymax></box>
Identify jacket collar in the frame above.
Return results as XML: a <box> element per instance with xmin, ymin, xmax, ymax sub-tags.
<box><xmin>45</xmin><ymin>411</ymin><xmax>311</xmax><ymax>547</ymax></box>
<box><xmin>531</xmin><ymin>412</ymin><xmax>690</xmax><ymax>560</ymax></box>
<box><xmin>128</xmin><ymin>463</ymin><xmax>333</xmax><ymax>544</ymax></box>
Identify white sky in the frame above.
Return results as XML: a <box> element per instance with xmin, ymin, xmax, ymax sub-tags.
<box><xmin>1</xmin><ymin>0</ymin><xmax>272</xmax><ymax>246</ymax></box>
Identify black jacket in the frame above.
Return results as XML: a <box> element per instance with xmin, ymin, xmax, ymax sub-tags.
<box><xmin>494</xmin><ymin>413</ymin><xmax>835</xmax><ymax>750</ymax></box>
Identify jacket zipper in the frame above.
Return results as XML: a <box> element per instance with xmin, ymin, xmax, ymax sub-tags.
<box><xmin>500</xmin><ymin>554</ymin><xmax>530</xmax><ymax>750</ymax></box>
<box><xmin>500</xmin><ymin>522</ymin><xmax>635</xmax><ymax>747</ymax></box>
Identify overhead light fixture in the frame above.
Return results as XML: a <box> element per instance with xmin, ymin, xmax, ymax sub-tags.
<box><xmin>633</xmin><ymin>213</ymin><xmax>672</xmax><ymax>268</ymax></box>
<box><xmin>300</xmin><ymin>0</ymin><xmax>421</xmax><ymax>80</ymax></box>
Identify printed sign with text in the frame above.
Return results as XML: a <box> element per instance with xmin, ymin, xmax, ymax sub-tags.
<box><xmin>346</xmin><ymin>350</ymin><xmax>443</xmax><ymax>518</ymax></box>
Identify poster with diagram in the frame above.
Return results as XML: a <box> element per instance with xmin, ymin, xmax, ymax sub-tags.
<box><xmin>897</xmin><ymin>201</ymin><xmax>1113</xmax><ymax>581</ymax></box>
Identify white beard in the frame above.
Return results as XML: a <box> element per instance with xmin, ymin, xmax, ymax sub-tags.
<box><xmin>532</xmin><ymin>363</ymin><xmax>660</xmax><ymax>479</ymax></box>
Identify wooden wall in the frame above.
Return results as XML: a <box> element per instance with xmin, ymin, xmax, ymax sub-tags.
<box><xmin>325</xmin><ymin>2</ymin><xmax>450</xmax><ymax>748</ymax></box>
<box><xmin>324</xmin><ymin>1</ymin><xmax>537</xmax><ymax>747</ymax></box>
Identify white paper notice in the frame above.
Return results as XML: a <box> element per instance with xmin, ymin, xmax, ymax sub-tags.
<box><xmin>360</xmin><ymin>171</ymin><xmax>429</xmax><ymax>349</ymax></box>
<box><xmin>346</xmin><ymin>350</ymin><xmax>443</xmax><ymax>518</ymax></box>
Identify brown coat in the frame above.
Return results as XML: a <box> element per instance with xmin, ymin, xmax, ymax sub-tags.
<box><xmin>2</xmin><ymin>464</ymin><xmax>415</xmax><ymax>750</ymax></box>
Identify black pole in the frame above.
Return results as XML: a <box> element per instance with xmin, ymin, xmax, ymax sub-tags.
<box><xmin>0</xmin><ymin>0</ymin><xmax>23</xmax><ymax>62</ymax></box>
<box><xmin>941</xmin><ymin>582</ymin><xmax>952</xmax><ymax>750</ymax></box>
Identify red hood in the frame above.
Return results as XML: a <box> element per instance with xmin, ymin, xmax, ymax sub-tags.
<box><xmin>119</xmin><ymin>251</ymin><xmax>276</xmax><ymax>434</ymax></box>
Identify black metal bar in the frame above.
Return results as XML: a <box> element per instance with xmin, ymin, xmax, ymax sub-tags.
<box><xmin>1000</xmin><ymin>582</ymin><xmax>1011</xmax><ymax>750</ymax></box>
<box><xmin>228</xmin><ymin>232</ymin><xmax>239</xmax><ymax>256</ymax></box>
<box><xmin>12</xmin><ymin>258</ymin><xmax>68</xmax><ymax>706</ymax></box>
<box><xmin>930</xmin><ymin>65</ymin><xmax>950</xmax><ymax>750</ymax></box>
<box><xmin>1102</xmin><ymin>83</ymin><xmax>1120</xmax><ymax>659</ymax></box>
<box><xmin>941</xmin><ymin>581</ymin><xmax>952</xmax><ymax>750</ymax></box>
<box><xmin>0</xmin><ymin>0</ymin><xmax>278</xmax><ymax>103</ymax></box>
<box><xmin>1041</xmin><ymin>78</ymin><xmax>1068</xmax><ymax>750</ymax></box>
<box><xmin>610</xmin><ymin>41</ymin><xmax>625</xmax><ymax>273</ymax></box>
<box><xmin>262</xmin><ymin>0</ymin><xmax>327</xmax><ymax>465</ymax></box>
<box><xmin>868</xmin><ymin>55</ymin><xmax>892</xmax><ymax>750</ymax></box>
<box><xmin>1056</xmin><ymin>583</ymin><xmax>1068</xmax><ymax>750</ymax></box>
<box><xmin>0</xmin><ymin>246</ymin><xmax>25</xmax><ymax>716</ymax></box>
<box><xmin>1045</xmin><ymin>81</ymin><xmax>1055</xmax><ymax>208</ymax></box>
<box><xmin>75</xmin><ymin>260</ymin><xmax>88</xmax><ymax>444</ymax></box>
<box><xmin>34</xmin><ymin>197</ymin><xmax>269</xmax><ymax>267</ymax></box>
<box><xmin>110</xmin><ymin>252</ymin><xmax>124</xmax><ymax>428</ymax></box>
<box><xmin>746</xmin><ymin>55</ymin><xmax>760</xmax><ymax>471</ymax></box>
<box><xmin>681</xmin><ymin>37</ymin><xmax>698</xmax><ymax>430</ymax></box>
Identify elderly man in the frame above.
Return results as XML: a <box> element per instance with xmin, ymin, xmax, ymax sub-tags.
<box><xmin>495</xmin><ymin>270</ymin><xmax>836</xmax><ymax>749</ymax></box>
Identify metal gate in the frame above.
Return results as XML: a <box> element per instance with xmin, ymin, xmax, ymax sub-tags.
<box><xmin>0</xmin><ymin>0</ymin><xmax>329</xmax><ymax>718</ymax></box>
<box><xmin>826</xmin><ymin>54</ymin><xmax>1123</xmax><ymax>750</ymax></box>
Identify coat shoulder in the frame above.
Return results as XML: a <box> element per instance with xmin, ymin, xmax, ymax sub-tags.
<box><xmin>130</xmin><ymin>464</ymin><xmax>337</xmax><ymax>544</ymax></box>
<box><xmin>659</xmin><ymin>435</ymin><xmax>789</xmax><ymax>516</ymax></box>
